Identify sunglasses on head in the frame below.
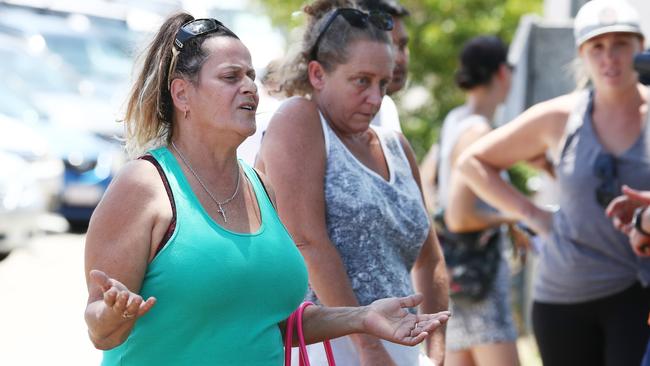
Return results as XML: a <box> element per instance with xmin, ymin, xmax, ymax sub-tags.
<box><xmin>310</xmin><ymin>8</ymin><xmax>394</xmax><ymax>61</ymax></box>
<box><xmin>168</xmin><ymin>18</ymin><xmax>238</xmax><ymax>90</ymax></box>
<box><xmin>174</xmin><ymin>18</ymin><xmax>237</xmax><ymax>51</ymax></box>
<box><xmin>593</xmin><ymin>152</ymin><xmax>621</xmax><ymax>207</ymax></box>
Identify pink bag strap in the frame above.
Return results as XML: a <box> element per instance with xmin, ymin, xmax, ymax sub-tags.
<box><xmin>284</xmin><ymin>301</ymin><xmax>336</xmax><ymax>366</ymax></box>
<box><xmin>284</xmin><ymin>309</ymin><xmax>296</xmax><ymax>365</ymax></box>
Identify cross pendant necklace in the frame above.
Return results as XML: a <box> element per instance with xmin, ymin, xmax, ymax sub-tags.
<box><xmin>171</xmin><ymin>142</ymin><xmax>241</xmax><ymax>223</ymax></box>
<box><xmin>216</xmin><ymin>204</ymin><xmax>227</xmax><ymax>222</ymax></box>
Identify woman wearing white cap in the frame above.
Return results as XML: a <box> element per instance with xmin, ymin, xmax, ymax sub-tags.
<box><xmin>456</xmin><ymin>0</ymin><xmax>650</xmax><ymax>364</ymax></box>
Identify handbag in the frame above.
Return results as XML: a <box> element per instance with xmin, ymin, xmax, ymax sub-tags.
<box><xmin>284</xmin><ymin>301</ymin><xmax>337</xmax><ymax>366</ymax></box>
<box><xmin>433</xmin><ymin>211</ymin><xmax>501</xmax><ymax>304</ymax></box>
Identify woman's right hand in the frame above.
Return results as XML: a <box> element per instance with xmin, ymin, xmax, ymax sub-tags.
<box><xmin>89</xmin><ymin>269</ymin><xmax>156</xmax><ymax>322</ymax></box>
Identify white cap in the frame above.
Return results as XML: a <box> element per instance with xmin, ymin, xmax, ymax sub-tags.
<box><xmin>574</xmin><ymin>0</ymin><xmax>643</xmax><ymax>47</ymax></box>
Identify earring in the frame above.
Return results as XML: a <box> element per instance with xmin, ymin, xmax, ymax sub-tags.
<box><xmin>184</xmin><ymin>109</ymin><xmax>188</xmax><ymax>119</ymax></box>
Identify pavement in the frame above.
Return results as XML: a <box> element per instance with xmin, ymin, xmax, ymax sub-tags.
<box><xmin>0</xmin><ymin>232</ymin><xmax>101</xmax><ymax>365</ymax></box>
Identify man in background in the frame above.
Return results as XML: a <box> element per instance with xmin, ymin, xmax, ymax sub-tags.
<box><xmin>360</xmin><ymin>0</ymin><xmax>410</xmax><ymax>133</ymax></box>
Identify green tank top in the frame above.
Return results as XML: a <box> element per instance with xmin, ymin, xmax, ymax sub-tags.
<box><xmin>102</xmin><ymin>147</ymin><xmax>308</xmax><ymax>366</ymax></box>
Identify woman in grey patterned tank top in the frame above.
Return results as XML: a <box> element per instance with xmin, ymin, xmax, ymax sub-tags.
<box><xmin>257</xmin><ymin>1</ymin><xmax>449</xmax><ymax>365</ymax></box>
<box><xmin>457</xmin><ymin>1</ymin><xmax>650</xmax><ymax>365</ymax></box>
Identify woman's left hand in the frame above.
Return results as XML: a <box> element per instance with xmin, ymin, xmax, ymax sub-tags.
<box><xmin>361</xmin><ymin>294</ymin><xmax>450</xmax><ymax>346</ymax></box>
<box><xmin>508</xmin><ymin>223</ymin><xmax>531</xmax><ymax>263</ymax></box>
<box><xmin>524</xmin><ymin>206</ymin><xmax>554</xmax><ymax>239</ymax></box>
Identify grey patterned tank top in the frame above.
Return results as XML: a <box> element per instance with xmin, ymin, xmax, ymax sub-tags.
<box><xmin>535</xmin><ymin>89</ymin><xmax>650</xmax><ymax>303</ymax></box>
<box><xmin>308</xmin><ymin>112</ymin><xmax>431</xmax><ymax>306</ymax></box>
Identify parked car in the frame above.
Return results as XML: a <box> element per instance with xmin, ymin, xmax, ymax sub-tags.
<box><xmin>57</xmin><ymin>131</ymin><xmax>123</xmax><ymax>225</ymax></box>
<box><xmin>0</xmin><ymin>81</ymin><xmax>123</xmax><ymax>225</ymax></box>
<box><xmin>0</xmin><ymin>150</ymin><xmax>46</xmax><ymax>261</ymax></box>
<box><xmin>0</xmin><ymin>22</ymin><xmax>125</xmax><ymax>139</ymax></box>
<box><xmin>0</xmin><ymin>5</ymin><xmax>133</xmax><ymax>79</ymax></box>
<box><xmin>0</xmin><ymin>115</ymin><xmax>63</xmax><ymax>211</ymax></box>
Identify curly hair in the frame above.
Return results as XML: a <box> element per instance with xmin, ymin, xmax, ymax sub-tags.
<box><xmin>267</xmin><ymin>0</ymin><xmax>390</xmax><ymax>97</ymax></box>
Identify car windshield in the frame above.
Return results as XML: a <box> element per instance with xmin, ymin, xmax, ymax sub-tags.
<box><xmin>0</xmin><ymin>48</ymin><xmax>78</xmax><ymax>94</ymax></box>
<box><xmin>43</xmin><ymin>33</ymin><xmax>132</xmax><ymax>79</ymax></box>
<box><xmin>0</xmin><ymin>85</ymin><xmax>42</xmax><ymax>122</ymax></box>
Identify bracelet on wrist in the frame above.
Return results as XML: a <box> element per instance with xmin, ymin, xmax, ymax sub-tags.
<box><xmin>633</xmin><ymin>206</ymin><xmax>650</xmax><ymax>237</ymax></box>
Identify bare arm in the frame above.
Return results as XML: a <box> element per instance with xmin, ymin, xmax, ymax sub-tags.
<box><xmin>298</xmin><ymin>294</ymin><xmax>449</xmax><ymax>346</ymax></box>
<box><xmin>257</xmin><ymin>98</ymin><xmax>395</xmax><ymax>363</ymax></box>
<box><xmin>445</xmin><ymin>121</ymin><xmax>518</xmax><ymax>232</ymax></box>
<box><xmin>398</xmin><ymin>134</ymin><xmax>449</xmax><ymax>365</ymax></box>
<box><xmin>84</xmin><ymin>160</ymin><xmax>171</xmax><ymax>349</ymax></box>
<box><xmin>456</xmin><ymin>95</ymin><xmax>574</xmax><ymax>236</ymax></box>
<box><xmin>419</xmin><ymin>143</ymin><xmax>439</xmax><ymax>214</ymax></box>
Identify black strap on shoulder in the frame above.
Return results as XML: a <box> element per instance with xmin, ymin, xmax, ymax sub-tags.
<box><xmin>139</xmin><ymin>155</ymin><xmax>176</xmax><ymax>256</ymax></box>
<box><xmin>252</xmin><ymin>168</ymin><xmax>277</xmax><ymax>210</ymax></box>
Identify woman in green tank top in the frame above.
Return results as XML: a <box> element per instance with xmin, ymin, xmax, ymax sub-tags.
<box><xmin>83</xmin><ymin>11</ymin><xmax>450</xmax><ymax>366</ymax></box>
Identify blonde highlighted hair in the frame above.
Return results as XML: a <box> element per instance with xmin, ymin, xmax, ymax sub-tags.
<box><xmin>122</xmin><ymin>13</ymin><xmax>239</xmax><ymax>158</ymax></box>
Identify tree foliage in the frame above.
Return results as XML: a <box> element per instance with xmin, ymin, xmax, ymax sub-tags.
<box><xmin>255</xmin><ymin>0</ymin><xmax>542</xmax><ymax>159</ymax></box>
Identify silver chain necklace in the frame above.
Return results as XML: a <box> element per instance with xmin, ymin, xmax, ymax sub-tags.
<box><xmin>171</xmin><ymin>141</ymin><xmax>241</xmax><ymax>223</ymax></box>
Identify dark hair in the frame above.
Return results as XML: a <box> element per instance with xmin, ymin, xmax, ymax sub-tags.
<box><xmin>454</xmin><ymin>35</ymin><xmax>509</xmax><ymax>90</ymax></box>
<box><xmin>123</xmin><ymin>13</ymin><xmax>239</xmax><ymax>157</ymax></box>
<box><xmin>357</xmin><ymin>0</ymin><xmax>410</xmax><ymax>17</ymax></box>
<box><xmin>269</xmin><ymin>0</ymin><xmax>390</xmax><ymax>97</ymax></box>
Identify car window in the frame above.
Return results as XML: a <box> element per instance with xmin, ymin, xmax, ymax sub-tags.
<box><xmin>0</xmin><ymin>48</ymin><xmax>78</xmax><ymax>94</ymax></box>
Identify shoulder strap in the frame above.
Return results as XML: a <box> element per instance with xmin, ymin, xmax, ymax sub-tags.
<box><xmin>556</xmin><ymin>89</ymin><xmax>592</xmax><ymax>163</ymax></box>
<box><xmin>252</xmin><ymin>167</ymin><xmax>277</xmax><ymax>210</ymax></box>
<box><xmin>138</xmin><ymin>154</ymin><xmax>177</xmax><ymax>256</ymax></box>
<box><xmin>318</xmin><ymin>111</ymin><xmax>331</xmax><ymax>157</ymax></box>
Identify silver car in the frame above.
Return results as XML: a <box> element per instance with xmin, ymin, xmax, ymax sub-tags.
<box><xmin>0</xmin><ymin>151</ymin><xmax>47</xmax><ymax>260</ymax></box>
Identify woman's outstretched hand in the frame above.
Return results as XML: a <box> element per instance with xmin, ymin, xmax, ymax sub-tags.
<box><xmin>606</xmin><ymin>185</ymin><xmax>650</xmax><ymax>232</ymax></box>
<box><xmin>89</xmin><ymin>269</ymin><xmax>156</xmax><ymax>322</ymax></box>
<box><xmin>606</xmin><ymin>186</ymin><xmax>650</xmax><ymax>257</ymax></box>
<box><xmin>362</xmin><ymin>294</ymin><xmax>450</xmax><ymax>346</ymax></box>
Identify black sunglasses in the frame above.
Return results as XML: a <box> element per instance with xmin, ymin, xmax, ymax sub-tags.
<box><xmin>174</xmin><ymin>18</ymin><xmax>237</xmax><ymax>51</ymax></box>
<box><xmin>593</xmin><ymin>152</ymin><xmax>621</xmax><ymax>207</ymax></box>
<box><xmin>168</xmin><ymin>18</ymin><xmax>238</xmax><ymax>90</ymax></box>
<box><xmin>310</xmin><ymin>8</ymin><xmax>394</xmax><ymax>61</ymax></box>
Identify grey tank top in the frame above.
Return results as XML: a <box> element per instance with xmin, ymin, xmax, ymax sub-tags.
<box><xmin>438</xmin><ymin>105</ymin><xmax>501</xmax><ymax>213</ymax></box>
<box><xmin>535</xmin><ymin>89</ymin><xmax>650</xmax><ymax>304</ymax></box>
<box><xmin>307</xmin><ymin>112</ymin><xmax>431</xmax><ymax>306</ymax></box>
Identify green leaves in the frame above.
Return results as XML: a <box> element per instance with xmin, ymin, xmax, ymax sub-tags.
<box><xmin>399</xmin><ymin>0</ymin><xmax>542</xmax><ymax>159</ymax></box>
<box><xmin>255</xmin><ymin>0</ymin><xmax>542</xmax><ymax>159</ymax></box>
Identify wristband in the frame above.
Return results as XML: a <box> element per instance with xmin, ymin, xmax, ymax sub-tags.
<box><xmin>633</xmin><ymin>206</ymin><xmax>650</xmax><ymax>237</ymax></box>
